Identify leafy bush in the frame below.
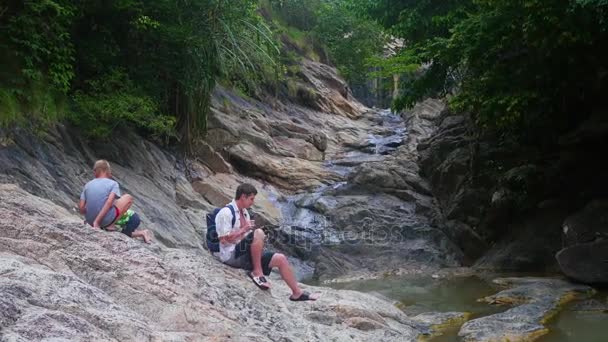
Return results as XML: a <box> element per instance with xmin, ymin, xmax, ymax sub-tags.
<box><xmin>70</xmin><ymin>70</ymin><xmax>175</xmax><ymax>141</ymax></box>
<box><xmin>361</xmin><ymin>0</ymin><xmax>608</xmax><ymax>144</ymax></box>
<box><xmin>1</xmin><ymin>0</ymin><xmax>277</xmax><ymax>146</ymax></box>
<box><xmin>313</xmin><ymin>1</ymin><xmax>385</xmax><ymax>84</ymax></box>
<box><xmin>269</xmin><ymin>0</ymin><xmax>321</xmax><ymax>31</ymax></box>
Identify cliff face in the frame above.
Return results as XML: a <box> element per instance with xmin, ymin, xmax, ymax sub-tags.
<box><xmin>417</xmin><ymin>107</ymin><xmax>608</xmax><ymax>282</ymax></box>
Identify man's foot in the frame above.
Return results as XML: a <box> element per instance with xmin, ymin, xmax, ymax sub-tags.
<box><xmin>289</xmin><ymin>291</ymin><xmax>319</xmax><ymax>302</ymax></box>
<box><xmin>248</xmin><ymin>271</ymin><xmax>271</xmax><ymax>290</ymax></box>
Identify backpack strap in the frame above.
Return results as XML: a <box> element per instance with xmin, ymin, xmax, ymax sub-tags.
<box><xmin>227</xmin><ymin>204</ymin><xmax>236</xmax><ymax>228</ymax></box>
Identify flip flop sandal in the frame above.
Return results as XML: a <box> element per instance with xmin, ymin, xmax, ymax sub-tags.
<box><xmin>248</xmin><ymin>271</ymin><xmax>270</xmax><ymax>290</ymax></box>
<box><xmin>289</xmin><ymin>291</ymin><xmax>317</xmax><ymax>301</ymax></box>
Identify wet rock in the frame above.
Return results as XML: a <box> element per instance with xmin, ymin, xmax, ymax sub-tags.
<box><xmin>556</xmin><ymin>200</ymin><xmax>608</xmax><ymax>284</ymax></box>
<box><xmin>444</xmin><ymin>221</ymin><xmax>487</xmax><ymax>262</ymax></box>
<box><xmin>458</xmin><ymin>277</ymin><xmax>593</xmax><ymax>341</ymax></box>
<box><xmin>561</xmin><ymin>200</ymin><xmax>608</xmax><ymax>247</ymax></box>
<box><xmin>556</xmin><ymin>240</ymin><xmax>608</xmax><ymax>284</ymax></box>
<box><xmin>571</xmin><ymin>299</ymin><xmax>608</xmax><ymax>312</ymax></box>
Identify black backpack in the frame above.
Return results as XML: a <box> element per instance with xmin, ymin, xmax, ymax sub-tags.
<box><xmin>205</xmin><ymin>205</ymin><xmax>236</xmax><ymax>253</ymax></box>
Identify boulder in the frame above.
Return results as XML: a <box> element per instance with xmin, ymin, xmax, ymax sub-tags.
<box><xmin>555</xmin><ymin>200</ymin><xmax>608</xmax><ymax>284</ymax></box>
<box><xmin>192</xmin><ymin>181</ymin><xmax>232</xmax><ymax>207</ymax></box>
<box><xmin>561</xmin><ymin>200</ymin><xmax>608</xmax><ymax>247</ymax></box>
<box><xmin>556</xmin><ymin>240</ymin><xmax>608</xmax><ymax>284</ymax></box>
<box><xmin>227</xmin><ymin>142</ymin><xmax>342</xmax><ymax>191</ymax></box>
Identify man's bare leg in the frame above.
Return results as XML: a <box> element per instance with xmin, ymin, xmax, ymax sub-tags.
<box><xmin>250</xmin><ymin>229</ymin><xmax>267</xmax><ymax>279</ymax></box>
<box><xmin>269</xmin><ymin>253</ymin><xmax>319</xmax><ymax>300</ymax></box>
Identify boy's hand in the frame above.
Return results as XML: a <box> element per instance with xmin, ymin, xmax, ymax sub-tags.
<box><xmin>92</xmin><ymin>221</ymin><xmax>101</xmax><ymax>229</ymax></box>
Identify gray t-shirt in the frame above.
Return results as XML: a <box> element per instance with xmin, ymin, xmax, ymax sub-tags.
<box><xmin>80</xmin><ymin>178</ymin><xmax>121</xmax><ymax>227</ymax></box>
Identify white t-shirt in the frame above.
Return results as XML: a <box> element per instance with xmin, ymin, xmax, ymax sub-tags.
<box><xmin>215</xmin><ymin>200</ymin><xmax>250</xmax><ymax>262</ymax></box>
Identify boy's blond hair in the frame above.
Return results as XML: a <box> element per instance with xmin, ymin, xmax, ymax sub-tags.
<box><xmin>93</xmin><ymin>160</ymin><xmax>111</xmax><ymax>175</ymax></box>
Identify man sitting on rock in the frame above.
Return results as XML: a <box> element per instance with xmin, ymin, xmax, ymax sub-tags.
<box><xmin>79</xmin><ymin>159</ymin><xmax>152</xmax><ymax>243</ymax></box>
<box><xmin>215</xmin><ymin>183</ymin><xmax>318</xmax><ymax>301</ymax></box>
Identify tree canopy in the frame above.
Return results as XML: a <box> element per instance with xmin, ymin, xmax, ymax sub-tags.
<box><xmin>3</xmin><ymin>0</ymin><xmax>606</xmax><ymax>147</ymax></box>
<box><xmin>1</xmin><ymin>0</ymin><xmax>276</xmax><ymax>145</ymax></box>
<box><xmin>358</xmin><ymin>0</ymin><xmax>608</xmax><ymax>142</ymax></box>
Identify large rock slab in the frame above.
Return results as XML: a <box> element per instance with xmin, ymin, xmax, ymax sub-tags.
<box><xmin>458</xmin><ymin>277</ymin><xmax>593</xmax><ymax>341</ymax></box>
<box><xmin>227</xmin><ymin>142</ymin><xmax>342</xmax><ymax>191</ymax></box>
<box><xmin>0</xmin><ymin>126</ymin><xmax>208</xmax><ymax>249</ymax></box>
<box><xmin>0</xmin><ymin>183</ymin><xmax>464</xmax><ymax>341</ymax></box>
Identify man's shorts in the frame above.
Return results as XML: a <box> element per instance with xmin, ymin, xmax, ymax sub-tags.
<box><xmin>223</xmin><ymin>232</ymin><xmax>275</xmax><ymax>276</ymax></box>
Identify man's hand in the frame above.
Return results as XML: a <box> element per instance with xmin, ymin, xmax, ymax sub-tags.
<box><xmin>93</xmin><ymin>221</ymin><xmax>101</xmax><ymax>229</ymax></box>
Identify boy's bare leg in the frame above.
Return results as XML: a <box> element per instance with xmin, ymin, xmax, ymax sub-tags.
<box><xmin>105</xmin><ymin>224</ymin><xmax>117</xmax><ymax>231</ymax></box>
<box><xmin>105</xmin><ymin>194</ymin><xmax>134</xmax><ymax>230</ymax></box>
<box><xmin>114</xmin><ymin>194</ymin><xmax>133</xmax><ymax>216</ymax></box>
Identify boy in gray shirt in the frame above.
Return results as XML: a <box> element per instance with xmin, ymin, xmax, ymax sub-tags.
<box><xmin>79</xmin><ymin>160</ymin><xmax>152</xmax><ymax>243</ymax></box>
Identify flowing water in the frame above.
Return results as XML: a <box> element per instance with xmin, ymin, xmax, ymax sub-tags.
<box><xmin>276</xmin><ymin>108</ymin><xmax>608</xmax><ymax>340</ymax></box>
<box><xmin>267</xmin><ymin>108</ymin><xmax>410</xmax><ymax>267</ymax></box>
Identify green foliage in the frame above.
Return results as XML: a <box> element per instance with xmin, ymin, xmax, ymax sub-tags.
<box><xmin>313</xmin><ymin>1</ymin><xmax>386</xmax><ymax>84</ymax></box>
<box><xmin>363</xmin><ymin>0</ymin><xmax>608</xmax><ymax>143</ymax></box>
<box><xmin>269</xmin><ymin>0</ymin><xmax>321</xmax><ymax>31</ymax></box>
<box><xmin>70</xmin><ymin>69</ymin><xmax>175</xmax><ymax>141</ymax></box>
<box><xmin>1</xmin><ymin>0</ymin><xmax>275</xmax><ymax>147</ymax></box>
<box><xmin>219</xmin><ymin>7</ymin><xmax>281</xmax><ymax>99</ymax></box>
<box><xmin>1</xmin><ymin>0</ymin><xmax>75</xmax><ymax>93</ymax></box>
<box><xmin>0</xmin><ymin>0</ymin><xmax>73</xmax><ymax>129</ymax></box>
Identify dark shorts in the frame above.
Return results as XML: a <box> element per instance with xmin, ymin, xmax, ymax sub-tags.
<box><xmin>120</xmin><ymin>212</ymin><xmax>140</xmax><ymax>237</ymax></box>
<box><xmin>224</xmin><ymin>232</ymin><xmax>275</xmax><ymax>276</ymax></box>
<box><xmin>100</xmin><ymin>210</ymin><xmax>140</xmax><ymax>237</ymax></box>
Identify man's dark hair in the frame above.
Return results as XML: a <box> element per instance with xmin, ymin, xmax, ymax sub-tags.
<box><xmin>235</xmin><ymin>183</ymin><xmax>257</xmax><ymax>200</ymax></box>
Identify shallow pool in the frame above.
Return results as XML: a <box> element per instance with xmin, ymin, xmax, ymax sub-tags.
<box><xmin>323</xmin><ymin>274</ymin><xmax>608</xmax><ymax>341</ymax></box>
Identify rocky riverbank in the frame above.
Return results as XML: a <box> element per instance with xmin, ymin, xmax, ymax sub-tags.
<box><xmin>0</xmin><ymin>183</ymin><xmax>470</xmax><ymax>341</ymax></box>
<box><xmin>1</xmin><ymin>45</ymin><xmax>606</xmax><ymax>340</ymax></box>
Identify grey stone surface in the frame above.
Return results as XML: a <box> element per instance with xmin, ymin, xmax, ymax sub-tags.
<box><xmin>0</xmin><ymin>126</ymin><xmax>207</xmax><ymax>249</ymax></box>
<box><xmin>458</xmin><ymin>277</ymin><xmax>593</xmax><ymax>341</ymax></box>
<box><xmin>0</xmin><ymin>184</ymin><xmax>462</xmax><ymax>341</ymax></box>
